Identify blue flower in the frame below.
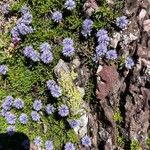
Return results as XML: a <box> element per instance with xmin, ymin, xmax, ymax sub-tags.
<box><xmin>63</xmin><ymin>38</ymin><xmax>74</xmax><ymax>46</ymax></box>
<box><xmin>17</xmin><ymin>23</ymin><xmax>33</xmax><ymax>35</ymax></box>
<box><xmin>2</xmin><ymin>3</ymin><xmax>10</xmax><ymax>14</ymax></box>
<box><xmin>5</xmin><ymin>113</ymin><xmax>16</xmax><ymax>125</ymax></box>
<box><xmin>96</xmin><ymin>44</ymin><xmax>107</xmax><ymax>57</ymax></box>
<box><xmin>1</xmin><ymin>109</ymin><xmax>8</xmax><ymax>117</ymax></box>
<box><xmin>58</xmin><ymin>105</ymin><xmax>69</xmax><ymax>117</ymax></box>
<box><xmin>33</xmin><ymin>100</ymin><xmax>42</xmax><ymax>111</ymax></box>
<box><xmin>21</xmin><ymin>12</ymin><xmax>33</xmax><ymax>25</ymax></box>
<box><xmin>46</xmin><ymin>80</ymin><xmax>56</xmax><ymax>90</ymax></box>
<box><xmin>116</xmin><ymin>16</ymin><xmax>128</xmax><ymax>29</ymax></box>
<box><xmin>45</xmin><ymin>104</ymin><xmax>55</xmax><ymax>115</ymax></box>
<box><xmin>19</xmin><ymin>113</ymin><xmax>28</xmax><ymax>124</ymax></box>
<box><xmin>20</xmin><ymin>5</ymin><xmax>29</xmax><ymax>15</ymax></box>
<box><xmin>11</xmin><ymin>27</ymin><xmax>20</xmax><ymax>38</ymax></box>
<box><xmin>34</xmin><ymin>136</ymin><xmax>42</xmax><ymax>147</ymax></box>
<box><xmin>2</xmin><ymin>96</ymin><xmax>13</xmax><ymax>111</ymax></box>
<box><xmin>97</xmin><ymin>35</ymin><xmax>110</xmax><ymax>46</ymax></box>
<box><xmin>106</xmin><ymin>50</ymin><xmax>118</xmax><ymax>60</ymax></box>
<box><xmin>52</xmin><ymin>11</ymin><xmax>62</xmax><ymax>23</ymax></box>
<box><xmin>40</xmin><ymin>50</ymin><xmax>53</xmax><ymax>64</ymax></box>
<box><xmin>13</xmin><ymin>98</ymin><xmax>24</xmax><ymax>109</ymax></box>
<box><xmin>31</xmin><ymin>111</ymin><xmax>40</xmax><ymax>122</ymax></box>
<box><xmin>64</xmin><ymin>0</ymin><xmax>76</xmax><ymax>10</ymax></box>
<box><xmin>64</xmin><ymin>142</ymin><xmax>75</xmax><ymax>150</ymax></box>
<box><xmin>81</xmin><ymin>135</ymin><xmax>92</xmax><ymax>147</ymax></box>
<box><xmin>0</xmin><ymin>65</ymin><xmax>8</xmax><ymax>75</ymax></box>
<box><xmin>125</xmin><ymin>57</ymin><xmax>134</xmax><ymax>69</ymax></box>
<box><xmin>69</xmin><ymin>120</ymin><xmax>80</xmax><ymax>128</ymax></box>
<box><xmin>7</xmin><ymin>125</ymin><xmax>15</xmax><ymax>136</ymax></box>
<box><xmin>40</xmin><ymin>42</ymin><xmax>52</xmax><ymax>52</ymax></box>
<box><xmin>22</xmin><ymin>139</ymin><xmax>30</xmax><ymax>149</ymax></box>
<box><xmin>81</xmin><ymin>19</ymin><xmax>93</xmax><ymax>37</ymax></box>
<box><xmin>45</xmin><ymin>140</ymin><xmax>53</xmax><ymax>150</ymax></box>
<box><xmin>62</xmin><ymin>45</ymin><xmax>75</xmax><ymax>57</ymax></box>
<box><xmin>96</xmin><ymin>29</ymin><xmax>108</xmax><ymax>37</ymax></box>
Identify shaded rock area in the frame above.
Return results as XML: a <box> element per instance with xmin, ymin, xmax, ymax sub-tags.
<box><xmin>94</xmin><ymin>0</ymin><xmax>150</xmax><ymax>149</ymax></box>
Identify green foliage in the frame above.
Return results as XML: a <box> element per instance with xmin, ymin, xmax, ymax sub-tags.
<box><xmin>130</xmin><ymin>140</ymin><xmax>142</xmax><ymax>150</ymax></box>
<box><xmin>116</xmin><ymin>128</ymin><xmax>125</xmax><ymax>148</ymax></box>
<box><xmin>147</xmin><ymin>136</ymin><xmax>150</xmax><ymax>149</ymax></box>
<box><xmin>113</xmin><ymin>110</ymin><xmax>123</xmax><ymax>124</ymax></box>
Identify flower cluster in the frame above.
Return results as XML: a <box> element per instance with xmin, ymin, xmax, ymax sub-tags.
<box><xmin>1</xmin><ymin>96</ymin><xmax>13</xmax><ymax>112</ymax></box>
<box><xmin>64</xmin><ymin>142</ymin><xmax>75</xmax><ymax>150</ymax></box>
<box><xmin>81</xmin><ymin>19</ymin><xmax>93</xmax><ymax>37</ymax></box>
<box><xmin>58</xmin><ymin>104</ymin><xmax>69</xmax><ymax>117</ymax></box>
<box><xmin>5</xmin><ymin>112</ymin><xmax>16</xmax><ymax>125</ymax></box>
<box><xmin>34</xmin><ymin>136</ymin><xmax>42</xmax><ymax>147</ymax></box>
<box><xmin>7</xmin><ymin>125</ymin><xmax>15</xmax><ymax>136</ymax></box>
<box><xmin>106</xmin><ymin>50</ymin><xmax>118</xmax><ymax>60</ymax></box>
<box><xmin>40</xmin><ymin>42</ymin><xmax>53</xmax><ymax>64</ymax></box>
<box><xmin>62</xmin><ymin>38</ymin><xmax>75</xmax><ymax>57</ymax></box>
<box><xmin>46</xmin><ymin>80</ymin><xmax>62</xmax><ymax>98</ymax></box>
<box><xmin>13</xmin><ymin>98</ymin><xmax>24</xmax><ymax>109</ymax></box>
<box><xmin>23</xmin><ymin>45</ymin><xmax>40</xmax><ymax>62</ymax></box>
<box><xmin>45</xmin><ymin>140</ymin><xmax>54</xmax><ymax>150</ymax></box>
<box><xmin>69</xmin><ymin>120</ymin><xmax>80</xmax><ymax>128</ymax></box>
<box><xmin>0</xmin><ymin>65</ymin><xmax>8</xmax><ymax>75</ymax></box>
<box><xmin>52</xmin><ymin>11</ymin><xmax>62</xmax><ymax>23</ymax></box>
<box><xmin>31</xmin><ymin>111</ymin><xmax>40</xmax><ymax>122</ymax></box>
<box><xmin>33</xmin><ymin>100</ymin><xmax>42</xmax><ymax>111</ymax></box>
<box><xmin>45</xmin><ymin>104</ymin><xmax>55</xmax><ymax>115</ymax></box>
<box><xmin>116</xmin><ymin>16</ymin><xmax>128</xmax><ymax>29</ymax></box>
<box><xmin>64</xmin><ymin>0</ymin><xmax>76</xmax><ymax>10</ymax></box>
<box><xmin>81</xmin><ymin>135</ymin><xmax>92</xmax><ymax>147</ymax></box>
<box><xmin>11</xmin><ymin>5</ymin><xmax>33</xmax><ymax>44</ymax></box>
<box><xmin>125</xmin><ymin>57</ymin><xmax>134</xmax><ymax>69</ymax></box>
<box><xmin>19</xmin><ymin>113</ymin><xmax>28</xmax><ymax>124</ymax></box>
<box><xmin>2</xmin><ymin>3</ymin><xmax>10</xmax><ymax>15</ymax></box>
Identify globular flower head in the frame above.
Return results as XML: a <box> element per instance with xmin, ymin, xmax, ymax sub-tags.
<box><xmin>45</xmin><ymin>140</ymin><xmax>53</xmax><ymax>150</ymax></box>
<box><xmin>23</xmin><ymin>45</ymin><xmax>34</xmax><ymax>58</ymax></box>
<box><xmin>17</xmin><ymin>23</ymin><xmax>33</xmax><ymax>35</ymax></box>
<box><xmin>64</xmin><ymin>0</ymin><xmax>76</xmax><ymax>10</ymax></box>
<box><xmin>21</xmin><ymin>12</ymin><xmax>33</xmax><ymax>25</ymax></box>
<box><xmin>46</xmin><ymin>80</ymin><xmax>56</xmax><ymax>90</ymax></box>
<box><xmin>62</xmin><ymin>45</ymin><xmax>75</xmax><ymax>57</ymax></box>
<box><xmin>81</xmin><ymin>135</ymin><xmax>92</xmax><ymax>147</ymax></box>
<box><xmin>96</xmin><ymin>29</ymin><xmax>108</xmax><ymax>37</ymax></box>
<box><xmin>11</xmin><ymin>27</ymin><xmax>19</xmax><ymax>38</ymax></box>
<box><xmin>81</xmin><ymin>19</ymin><xmax>93</xmax><ymax>37</ymax></box>
<box><xmin>106</xmin><ymin>50</ymin><xmax>118</xmax><ymax>60</ymax></box>
<box><xmin>34</xmin><ymin>136</ymin><xmax>42</xmax><ymax>147</ymax></box>
<box><xmin>116</xmin><ymin>16</ymin><xmax>128</xmax><ymax>29</ymax></box>
<box><xmin>22</xmin><ymin>139</ymin><xmax>30</xmax><ymax>150</ymax></box>
<box><xmin>7</xmin><ymin>125</ymin><xmax>15</xmax><ymax>136</ymax></box>
<box><xmin>19</xmin><ymin>113</ymin><xmax>28</xmax><ymax>124</ymax></box>
<box><xmin>20</xmin><ymin>5</ymin><xmax>29</xmax><ymax>15</ymax></box>
<box><xmin>69</xmin><ymin>120</ymin><xmax>80</xmax><ymax>128</ymax></box>
<box><xmin>2</xmin><ymin>3</ymin><xmax>10</xmax><ymax>14</ymax></box>
<box><xmin>31</xmin><ymin>111</ymin><xmax>40</xmax><ymax>122</ymax></box>
<box><xmin>5</xmin><ymin>112</ymin><xmax>16</xmax><ymax>125</ymax></box>
<box><xmin>33</xmin><ymin>100</ymin><xmax>42</xmax><ymax>111</ymax></box>
<box><xmin>45</xmin><ymin>104</ymin><xmax>55</xmax><ymax>115</ymax></box>
<box><xmin>2</xmin><ymin>96</ymin><xmax>13</xmax><ymax>111</ymax></box>
<box><xmin>125</xmin><ymin>57</ymin><xmax>134</xmax><ymax>69</ymax></box>
<box><xmin>0</xmin><ymin>65</ymin><xmax>8</xmax><ymax>75</ymax></box>
<box><xmin>40</xmin><ymin>50</ymin><xmax>53</xmax><ymax>64</ymax></box>
<box><xmin>1</xmin><ymin>109</ymin><xmax>8</xmax><ymax>117</ymax></box>
<box><xmin>50</xmin><ymin>84</ymin><xmax>62</xmax><ymax>98</ymax></box>
<box><xmin>64</xmin><ymin>142</ymin><xmax>75</xmax><ymax>150</ymax></box>
<box><xmin>13</xmin><ymin>98</ymin><xmax>24</xmax><ymax>109</ymax></box>
<box><xmin>96</xmin><ymin>44</ymin><xmax>107</xmax><ymax>57</ymax></box>
<box><xmin>63</xmin><ymin>38</ymin><xmax>74</xmax><ymax>46</ymax></box>
<box><xmin>40</xmin><ymin>42</ymin><xmax>51</xmax><ymax>52</ymax></box>
<box><xmin>58</xmin><ymin>104</ymin><xmax>69</xmax><ymax>117</ymax></box>
<box><xmin>97</xmin><ymin>35</ymin><xmax>110</xmax><ymax>46</ymax></box>
<box><xmin>52</xmin><ymin>11</ymin><xmax>62</xmax><ymax>23</ymax></box>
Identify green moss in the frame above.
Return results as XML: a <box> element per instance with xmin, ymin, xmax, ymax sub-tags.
<box><xmin>113</xmin><ymin>110</ymin><xmax>123</xmax><ymax>124</ymax></box>
<box><xmin>131</xmin><ymin>140</ymin><xmax>142</xmax><ymax>150</ymax></box>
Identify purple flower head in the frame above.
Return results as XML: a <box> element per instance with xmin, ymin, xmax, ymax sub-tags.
<box><xmin>31</xmin><ymin>111</ymin><xmax>40</xmax><ymax>122</ymax></box>
<box><xmin>81</xmin><ymin>19</ymin><xmax>93</xmax><ymax>37</ymax></box>
<box><xmin>41</xmin><ymin>50</ymin><xmax>53</xmax><ymax>64</ymax></box>
<box><xmin>69</xmin><ymin>120</ymin><xmax>80</xmax><ymax>128</ymax></box>
<box><xmin>19</xmin><ymin>113</ymin><xmax>28</xmax><ymax>124</ymax></box>
<box><xmin>45</xmin><ymin>104</ymin><xmax>55</xmax><ymax>115</ymax></box>
<box><xmin>2</xmin><ymin>3</ymin><xmax>10</xmax><ymax>14</ymax></box>
<box><xmin>21</xmin><ymin>12</ymin><xmax>33</xmax><ymax>25</ymax></box>
<box><xmin>116</xmin><ymin>16</ymin><xmax>128</xmax><ymax>29</ymax></box>
<box><xmin>96</xmin><ymin>44</ymin><xmax>107</xmax><ymax>57</ymax></box>
<box><xmin>81</xmin><ymin>135</ymin><xmax>92</xmax><ymax>147</ymax></box>
<box><xmin>52</xmin><ymin>11</ymin><xmax>62</xmax><ymax>23</ymax></box>
<box><xmin>20</xmin><ymin>5</ymin><xmax>29</xmax><ymax>15</ymax></box>
<box><xmin>125</xmin><ymin>57</ymin><xmax>134</xmax><ymax>69</ymax></box>
<box><xmin>96</xmin><ymin>29</ymin><xmax>108</xmax><ymax>37</ymax></box>
<box><xmin>62</xmin><ymin>45</ymin><xmax>75</xmax><ymax>57</ymax></box>
<box><xmin>40</xmin><ymin>42</ymin><xmax>51</xmax><ymax>52</ymax></box>
<box><xmin>97</xmin><ymin>35</ymin><xmax>110</xmax><ymax>46</ymax></box>
<box><xmin>13</xmin><ymin>98</ymin><xmax>24</xmax><ymax>109</ymax></box>
<box><xmin>45</xmin><ymin>140</ymin><xmax>53</xmax><ymax>150</ymax></box>
<box><xmin>106</xmin><ymin>50</ymin><xmax>118</xmax><ymax>60</ymax></box>
<box><xmin>64</xmin><ymin>142</ymin><xmax>75</xmax><ymax>150</ymax></box>
<box><xmin>7</xmin><ymin>125</ymin><xmax>15</xmax><ymax>136</ymax></box>
<box><xmin>1</xmin><ymin>109</ymin><xmax>8</xmax><ymax>117</ymax></box>
<box><xmin>64</xmin><ymin>0</ymin><xmax>76</xmax><ymax>10</ymax></box>
<box><xmin>23</xmin><ymin>45</ymin><xmax>34</xmax><ymax>57</ymax></box>
<box><xmin>12</xmin><ymin>36</ymin><xmax>21</xmax><ymax>46</ymax></box>
<box><xmin>46</xmin><ymin>80</ymin><xmax>56</xmax><ymax>90</ymax></box>
<box><xmin>33</xmin><ymin>100</ymin><xmax>42</xmax><ymax>111</ymax></box>
<box><xmin>34</xmin><ymin>136</ymin><xmax>42</xmax><ymax>147</ymax></box>
<box><xmin>2</xmin><ymin>96</ymin><xmax>13</xmax><ymax>111</ymax></box>
<box><xmin>63</xmin><ymin>38</ymin><xmax>74</xmax><ymax>46</ymax></box>
<box><xmin>30</xmin><ymin>50</ymin><xmax>40</xmax><ymax>62</ymax></box>
<box><xmin>22</xmin><ymin>139</ymin><xmax>30</xmax><ymax>149</ymax></box>
<box><xmin>0</xmin><ymin>65</ymin><xmax>8</xmax><ymax>75</ymax></box>
<box><xmin>58</xmin><ymin>104</ymin><xmax>69</xmax><ymax>117</ymax></box>
<box><xmin>17</xmin><ymin>23</ymin><xmax>33</xmax><ymax>35</ymax></box>
<box><xmin>50</xmin><ymin>84</ymin><xmax>62</xmax><ymax>98</ymax></box>
<box><xmin>11</xmin><ymin>27</ymin><xmax>19</xmax><ymax>38</ymax></box>
<box><xmin>5</xmin><ymin>112</ymin><xmax>16</xmax><ymax>125</ymax></box>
